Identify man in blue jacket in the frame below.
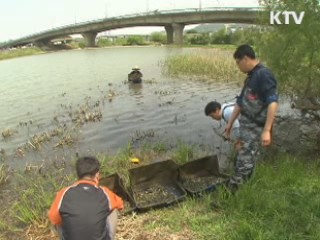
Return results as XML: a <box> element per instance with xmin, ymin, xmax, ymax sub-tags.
<box><xmin>225</xmin><ymin>44</ymin><xmax>278</xmax><ymax>190</ymax></box>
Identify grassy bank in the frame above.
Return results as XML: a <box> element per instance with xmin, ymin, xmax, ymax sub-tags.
<box><xmin>161</xmin><ymin>48</ymin><xmax>244</xmax><ymax>83</ymax></box>
<box><xmin>0</xmin><ymin>143</ymin><xmax>319</xmax><ymax>239</ymax></box>
<box><xmin>121</xmin><ymin>154</ymin><xmax>320</xmax><ymax>240</ymax></box>
<box><xmin>182</xmin><ymin>44</ymin><xmax>237</xmax><ymax>50</ymax></box>
<box><xmin>0</xmin><ymin>47</ymin><xmax>44</xmax><ymax>61</ymax></box>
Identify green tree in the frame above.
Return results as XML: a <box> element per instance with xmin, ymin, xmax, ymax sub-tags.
<box><xmin>113</xmin><ymin>38</ymin><xmax>127</xmax><ymax>46</ymax></box>
<box><xmin>186</xmin><ymin>29</ymin><xmax>198</xmax><ymax>34</ymax></box>
<box><xmin>150</xmin><ymin>32</ymin><xmax>166</xmax><ymax>44</ymax></box>
<box><xmin>126</xmin><ymin>36</ymin><xmax>145</xmax><ymax>46</ymax></box>
<box><xmin>230</xmin><ymin>29</ymin><xmax>246</xmax><ymax>45</ymax></box>
<box><xmin>242</xmin><ymin>28</ymin><xmax>261</xmax><ymax>46</ymax></box>
<box><xmin>257</xmin><ymin>0</ymin><xmax>320</xmax><ymax>100</ymax></box>
<box><xmin>211</xmin><ymin>29</ymin><xmax>231</xmax><ymax>44</ymax></box>
<box><xmin>78</xmin><ymin>42</ymin><xmax>86</xmax><ymax>49</ymax></box>
<box><xmin>188</xmin><ymin>33</ymin><xmax>210</xmax><ymax>45</ymax></box>
<box><xmin>97</xmin><ymin>38</ymin><xmax>112</xmax><ymax>47</ymax></box>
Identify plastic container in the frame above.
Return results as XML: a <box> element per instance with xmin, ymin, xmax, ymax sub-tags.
<box><xmin>129</xmin><ymin>160</ymin><xmax>187</xmax><ymax>211</ymax></box>
<box><xmin>178</xmin><ymin>155</ymin><xmax>229</xmax><ymax>196</ymax></box>
<box><xmin>100</xmin><ymin>173</ymin><xmax>136</xmax><ymax>214</ymax></box>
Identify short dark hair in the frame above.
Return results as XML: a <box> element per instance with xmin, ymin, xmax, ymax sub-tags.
<box><xmin>204</xmin><ymin>101</ymin><xmax>221</xmax><ymax>116</ymax></box>
<box><xmin>233</xmin><ymin>44</ymin><xmax>256</xmax><ymax>60</ymax></box>
<box><xmin>76</xmin><ymin>156</ymin><xmax>100</xmax><ymax>179</ymax></box>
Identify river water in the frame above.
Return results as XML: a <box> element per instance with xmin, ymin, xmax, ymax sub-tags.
<box><xmin>0</xmin><ymin>46</ymin><xmax>240</xmax><ymax>169</ymax></box>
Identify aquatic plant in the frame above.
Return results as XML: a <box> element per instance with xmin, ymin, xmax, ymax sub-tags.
<box><xmin>0</xmin><ymin>164</ymin><xmax>10</xmax><ymax>185</ymax></box>
<box><xmin>172</xmin><ymin>141</ymin><xmax>195</xmax><ymax>165</ymax></box>
<box><xmin>1</xmin><ymin>128</ymin><xmax>16</xmax><ymax>138</ymax></box>
<box><xmin>161</xmin><ymin>48</ymin><xmax>244</xmax><ymax>82</ymax></box>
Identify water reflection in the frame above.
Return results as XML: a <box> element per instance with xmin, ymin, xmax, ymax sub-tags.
<box><xmin>128</xmin><ymin>82</ymin><xmax>143</xmax><ymax>97</ymax></box>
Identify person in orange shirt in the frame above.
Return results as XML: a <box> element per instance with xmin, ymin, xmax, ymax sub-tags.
<box><xmin>49</xmin><ymin>156</ymin><xmax>124</xmax><ymax>240</ymax></box>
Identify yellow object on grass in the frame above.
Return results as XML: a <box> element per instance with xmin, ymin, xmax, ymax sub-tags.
<box><xmin>130</xmin><ymin>157</ymin><xmax>140</xmax><ymax>164</ymax></box>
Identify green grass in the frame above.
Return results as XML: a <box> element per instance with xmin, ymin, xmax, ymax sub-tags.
<box><xmin>182</xmin><ymin>44</ymin><xmax>237</xmax><ymax>50</ymax></box>
<box><xmin>172</xmin><ymin>140</ymin><xmax>195</xmax><ymax>164</ymax></box>
<box><xmin>1</xmin><ymin>145</ymin><xmax>319</xmax><ymax>239</ymax></box>
<box><xmin>0</xmin><ymin>47</ymin><xmax>44</xmax><ymax>61</ymax></box>
<box><xmin>161</xmin><ymin>48</ymin><xmax>244</xmax><ymax>82</ymax></box>
<box><xmin>144</xmin><ymin>154</ymin><xmax>320</xmax><ymax>240</ymax></box>
<box><xmin>11</xmin><ymin>169</ymin><xmax>74</xmax><ymax>226</ymax></box>
<box><xmin>219</xmin><ymin>155</ymin><xmax>320</xmax><ymax>240</ymax></box>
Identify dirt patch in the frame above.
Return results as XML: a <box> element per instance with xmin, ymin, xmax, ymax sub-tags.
<box><xmin>25</xmin><ymin>221</ymin><xmax>56</xmax><ymax>240</ymax></box>
<box><xmin>116</xmin><ymin>213</ymin><xmax>196</xmax><ymax>240</ymax></box>
<box><xmin>21</xmin><ymin>213</ymin><xmax>197</xmax><ymax>240</ymax></box>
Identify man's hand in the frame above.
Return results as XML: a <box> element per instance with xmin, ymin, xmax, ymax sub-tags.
<box><xmin>261</xmin><ymin>130</ymin><xmax>271</xmax><ymax>146</ymax></box>
<box><xmin>224</xmin><ymin>123</ymin><xmax>232</xmax><ymax>139</ymax></box>
<box><xmin>234</xmin><ymin>139</ymin><xmax>243</xmax><ymax>152</ymax></box>
<box><xmin>262</xmin><ymin>102</ymin><xmax>278</xmax><ymax>147</ymax></box>
<box><xmin>224</xmin><ymin>104</ymin><xmax>241</xmax><ymax>140</ymax></box>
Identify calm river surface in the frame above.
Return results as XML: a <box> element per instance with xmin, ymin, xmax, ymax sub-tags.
<box><xmin>0</xmin><ymin>46</ymin><xmax>240</xmax><ymax>169</ymax></box>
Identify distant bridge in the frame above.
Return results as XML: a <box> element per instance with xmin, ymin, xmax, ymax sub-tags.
<box><xmin>0</xmin><ymin>7</ymin><xmax>264</xmax><ymax>49</ymax></box>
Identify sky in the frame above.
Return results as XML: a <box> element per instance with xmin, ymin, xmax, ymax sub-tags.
<box><xmin>0</xmin><ymin>0</ymin><xmax>259</xmax><ymax>42</ymax></box>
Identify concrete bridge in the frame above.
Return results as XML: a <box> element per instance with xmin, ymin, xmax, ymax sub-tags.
<box><xmin>0</xmin><ymin>7</ymin><xmax>263</xmax><ymax>49</ymax></box>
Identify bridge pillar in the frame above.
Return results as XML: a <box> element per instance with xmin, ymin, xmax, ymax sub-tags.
<box><xmin>82</xmin><ymin>32</ymin><xmax>97</xmax><ymax>47</ymax></box>
<box><xmin>172</xmin><ymin>23</ymin><xmax>185</xmax><ymax>45</ymax></box>
<box><xmin>164</xmin><ymin>25</ymin><xmax>174</xmax><ymax>44</ymax></box>
<box><xmin>35</xmin><ymin>39</ymin><xmax>52</xmax><ymax>50</ymax></box>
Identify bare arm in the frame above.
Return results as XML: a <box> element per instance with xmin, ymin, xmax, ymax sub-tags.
<box><xmin>225</xmin><ymin>104</ymin><xmax>241</xmax><ymax>138</ymax></box>
<box><xmin>261</xmin><ymin>102</ymin><xmax>278</xmax><ymax>146</ymax></box>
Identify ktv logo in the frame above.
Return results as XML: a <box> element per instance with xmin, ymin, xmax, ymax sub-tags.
<box><xmin>270</xmin><ymin>11</ymin><xmax>305</xmax><ymax>24</ymax></box>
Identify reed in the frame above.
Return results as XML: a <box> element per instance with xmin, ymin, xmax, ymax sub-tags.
<box><xmin>12</xmin><ymin>169</ymin><xmax>74</xmax><ymax>226</ymax></box>
<box><xmin>0</xmin><ymin>47</ymin><xmax>44</xmax><ymax>61</ymax></box>
<box><xmin>172</xmin><ymin>141</ymin><xmax>195</xmax><ymax>165</ymax></box>
<box><xmin>0</xmin><ymin>164</ymin><xmax>9</xmax><ymax>185</ymax></box>
<box><xmin>162</xmin><ymin>48</ymin><xmax>244</xmax><ymax>83</ymax></box>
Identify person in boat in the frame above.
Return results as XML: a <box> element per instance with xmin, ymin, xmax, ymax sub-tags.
<box><xmin>128</xmin><ymin>65</ymin><xmax>143</xmax><ymax>83</ymax></box>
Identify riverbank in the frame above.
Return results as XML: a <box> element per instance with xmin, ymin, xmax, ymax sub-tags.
<box><xmin>1</xmin><ymin>148</ymin><xmax>319</xmax><ymax>239</ymax></box>
<box><xmin>0</xmin><ymin>47</ymin><xmax>45</xmax><ymax>61</ymax></box>
<box><xmin>0</xmin><ymin>43</ymin><xmax>236</xmax><ymax>62</ymax></box>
